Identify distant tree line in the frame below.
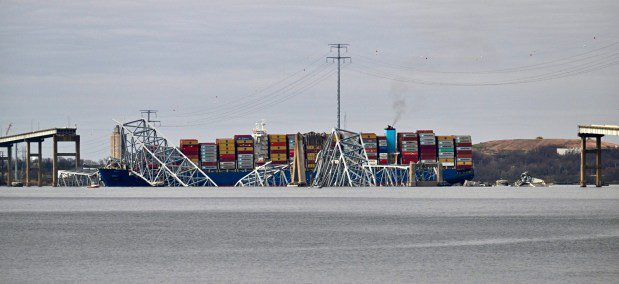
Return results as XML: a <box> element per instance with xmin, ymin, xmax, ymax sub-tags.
<box><xmin>473</xmin><ymin>146</ymin><xmax>619</xmax><ymax>184</ymax></box>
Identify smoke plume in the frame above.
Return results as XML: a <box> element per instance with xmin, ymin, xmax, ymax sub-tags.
<box><xmin>390</xmin><ymin>83</ymin><xmax>408</xmax><ymax>127</ymax></box>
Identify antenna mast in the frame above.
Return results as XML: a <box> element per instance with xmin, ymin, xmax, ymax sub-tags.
<box><xmin>327</xmin><ymin>44</ymin><xmax>351</xmax><ymax>129</ymax></box>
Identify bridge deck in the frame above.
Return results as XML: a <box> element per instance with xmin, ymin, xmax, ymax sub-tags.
<box><xmin>0</xmin><ymin>128</ymin><xmax>77</xmax><ymax>146</ymax></box>
<box><xmin>578</xmin><ymin>125</ymin><xmax>619</xmax><ymax>136</ymax></box>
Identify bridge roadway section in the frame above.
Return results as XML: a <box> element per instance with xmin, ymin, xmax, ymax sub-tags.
<box><xmin>0</xmin><ymin>128</ymin><xmax>80</xmax><ymax>186</ymax></box>
<box><xmin>578</xmin><ymin>124</ymin><xmax>619</xmax><ymax>187</ymax></box>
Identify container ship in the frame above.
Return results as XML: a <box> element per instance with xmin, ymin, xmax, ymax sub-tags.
<box><xmin>100</xmin><ymin>123</ymin><xmax>474</xmax><ymax>187</ymax></box>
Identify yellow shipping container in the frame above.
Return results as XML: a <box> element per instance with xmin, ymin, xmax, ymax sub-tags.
<box><xmin>269</xmin><ymin>146</ymin><xmax>287</xmax><ymax>151</ymax></box>
<box><xmin>437</xmin><ymin>136</ymin><xmax>455</xmax><ymax>140</ymax></box>
<box><xmin>180</xmin><ymin>139</ymin><xmax>199</xmax><ymax>146</ymax></box>
<box><xmin>236</xmin><ymin>147</ymin><xmax>254</xmax><ymax>152</ymax></box>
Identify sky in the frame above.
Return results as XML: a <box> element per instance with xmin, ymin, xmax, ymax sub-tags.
<box><xmin>1</xmin><ymin>0</ymin><xmax>618</xmax><ymax>160</ymax></box>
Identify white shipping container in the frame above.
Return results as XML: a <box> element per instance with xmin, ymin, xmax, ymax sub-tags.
<box><xmin>455</xmin><ymin>136</ymin><xmax>472</xmax><ymax>143</ymax></box>
<box><xmin>456</xmin><ymin>146</ymin><xmax>472</xmax><ymax>151</ymax></box>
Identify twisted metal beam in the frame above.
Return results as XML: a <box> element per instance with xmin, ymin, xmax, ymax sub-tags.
<box><xmin>116</xmin><ymin>119</ymin><xmax>217</xmax><ymax>187</ymax></box>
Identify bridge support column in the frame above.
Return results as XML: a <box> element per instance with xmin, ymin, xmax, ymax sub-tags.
<box><xmin>595</xmin><ymin>136</ymin><xmax>602</xmax><ymax>187</ymax></box>
<box><xmin>25</xmin><ymin>142</ymin><xmax>30</xmax><ymax>186</ymax></box>
<box><xmin>38</xmin><ymin>141</ymin><xmax>42</xmax><ymax>187</ymax></box>
<box><xmin>7</xmin><ymin>145</ymin><xmax>12</xmax><ymax>186</ymax></box>
<box><xmin>580</xmin><ymin>135</ymin><xmax>586</xmax><ymax>187</ymax></box>
<box><xmin>75</xmin><ymin>136</ymin><xmax>80</xmax><ymax>171</ymax></box>
<box><xmin>52</xmin><ymin>136</ymin><xmax>58</xmax><ymax>187</ymax></box>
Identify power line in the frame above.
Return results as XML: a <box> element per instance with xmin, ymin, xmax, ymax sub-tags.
<box><xmin>350</xmin><ymin>41</ymin><xmax>619</xmax><ymax>75</ymax></box>
<box><xmin>163</xmin><ymin>52</ymin><xmax>330</xmax><ymax>119</ymax></box>
<box><xmin>347</xmin><ymin>52</ymin><xmax>618</xmax><ymax>86</ymax></box>
<box><xmin>161</xmin><ymin>64</ymin><xmax>339</xmax><ymax>128</ymax></box>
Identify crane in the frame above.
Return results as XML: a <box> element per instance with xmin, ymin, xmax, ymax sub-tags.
<box><xmin>5</xmin><ymin>123</ymin><xmax>12</xmax><ymax>136</ymax></box>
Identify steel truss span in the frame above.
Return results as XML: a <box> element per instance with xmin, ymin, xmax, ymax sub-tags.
<box><xmin>57</xmin><ymin>170</ymin><xmax>101</xmax><ymax>187</ymax></box>
<box><xmin>235</xmin><ymin>161</ymin><xmax>290</xmax><ymax>187</ymax></box>
<box><xmin>117</xmin><ymin>119</ymin><xmax>217</xmax><ymax>187</ymax></box>
<box><xmin>312</xmin><ymin>128</ymin><xmax>376</xmax><ymax>187</ymax></box>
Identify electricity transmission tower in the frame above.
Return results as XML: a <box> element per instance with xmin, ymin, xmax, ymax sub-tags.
<box><xmin>327</xmin><ymin>44</ymin><xmax>351</xmax><ymax>129</ymax></box>
<box><xmin>140</xmin><ymin>109</ymin><xmax>160</xmax><ymax>126</ymax></box>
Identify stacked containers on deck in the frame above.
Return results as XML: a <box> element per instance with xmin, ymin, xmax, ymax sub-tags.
<box><xmin>361</xmin><ymin>133</ymin><xmax>378</xmax><ymax>165</ymax></box>
<box><xmin>304</xmin><ymin>132</ymin><xmax>325</xmax><ymax>170</ymax></box>
<box><xmin>377</xmin><ymin>136</ymin><xmax>388</xmax><ymax>165</ymax></box>
<box><xmin>254</xmin><ymin>134</ymin><xmax>269</xmax><ymax>166</ymax></box>
<box><xmin>235</xmin><ymin>135</ymin><xmax>254</xmax><ymax>170</ymax></box>
<box><xmin>417</xmin><ymin>130</ymin><xmax>437</xmax><ymax>162</ymax></box>
<box><xmin>455</xmin><ymin>135</ymin><xmax>473</xmax><ymax>169</ymax></box>
<box><xmin>180</xmin><ymin>139</ymin><xmax>199</xmax><ymax>164</ymax></box>
<box><xmin>397</xmin><ymin>132</ymin><xmax>419</xmax><ymax>165</ymax></box>
<box><xmin>437</xmin><ymin>136</ymin><xmax>455</xmax><ymax>167</ymax></box>
<box><xmin>268</xmin><ymin>134</ymin><xmax>288</xmax><ymax>165</ymax></box>
<box><xmin>217</xmin><ymin>138</ymin><xmax>236</xmax><ymax>170</ymax></box>
<box><xmin>287</xmin><ymin>134</ymin><xmax>296</xmax><ymax>163</ymax></box>
<box><xmin>199</xmin><ymin>142</ymin><xmax>218</xmax><ymax>171</ymax></box>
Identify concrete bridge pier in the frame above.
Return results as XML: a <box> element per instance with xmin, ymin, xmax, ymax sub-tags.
<box><xmin>578</xmin><ymin>124</ymin><xmax>619</xmax><ymax>188</ymax></box>
<box><xmin>24</xmin><ymin>140</ymin><xmax>43</xmax><ymax>187</ymax></box>
<box><xmin>4</xmin><ymin>145</ymin><xmax>12</xmax><ymax>186</ymax></box>
<box><xmin>52</xmin><ymin>134</ymin><xmax>80</xmax><ymax>187</ymax></box>
<box><xmin>579</xmin><ymin>133</ymin><xmax>603</xmax><ymax>187</ymax></box>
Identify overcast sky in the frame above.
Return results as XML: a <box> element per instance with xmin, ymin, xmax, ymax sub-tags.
<box><xmin>1</xmin><ymin>0</ymin><xmax>618</xmax><ymax>160</ymax></box>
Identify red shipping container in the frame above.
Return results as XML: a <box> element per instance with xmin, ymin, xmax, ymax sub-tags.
<box><xmin>201</xmin><ymin>162</ymin><xmax>217</xmax><ymax>166</ymax></box>
<box><xmin>456</xmin><ymin>142</ymin><xmax>472</xmax><ymax>147</ymax></box>
<box><xmin>270</xmin><ymin>149</ymin><xmax>287</xmax><ymax>154</ymax></box>
<box><xmin>416</xmin><ymin>130</ymin><xmax>434</xmax><ymax>133</ymax></box>
<box><xmin>269</xmin><ymin>142</ymin><xmax>286</xmax><ymax>146</ymax></box>
<box><xmin>457</xmin><ymin>152</ymin><xmax>473</xmax><ymax>158</ymax></box>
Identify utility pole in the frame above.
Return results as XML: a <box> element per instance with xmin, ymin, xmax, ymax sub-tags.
<box><xmin>140</xmin><ymin>109</ymin><xmax>160</xmax><ymax>126</ymax></box>
<box><xmin>327</xmin><ymin>44</ymin><xmax>351</xmax><ymax>129</ymax></box>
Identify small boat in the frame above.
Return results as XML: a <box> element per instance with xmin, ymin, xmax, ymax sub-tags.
<box><xmin>86</xmin><ymin>184</ymin><xmax>100</xmax><ymax>188</ymax></box>
<box><xmin>10</xmin><ymin>181</ymin><xmax>23</xmax><ymax>187</ymax></box>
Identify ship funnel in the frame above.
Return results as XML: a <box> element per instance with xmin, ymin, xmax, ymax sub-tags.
<box><xmin>384</xmin><ymin>125</ymin><xmax>396</xmax><ymax>154</ymax></box>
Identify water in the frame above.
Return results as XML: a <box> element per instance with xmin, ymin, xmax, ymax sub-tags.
<box><xmin>1</xmin><ymin>186</ymin><xmax>618</xmax><ymax>283</ymax></box>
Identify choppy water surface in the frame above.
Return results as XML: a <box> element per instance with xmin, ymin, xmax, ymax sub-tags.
<box><xmin>1</xmin><ymin>186</ymin><xmax>618</xmax><ymax>283</ymax></box>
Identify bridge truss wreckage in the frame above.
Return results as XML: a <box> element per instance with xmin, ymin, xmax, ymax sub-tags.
<box><xmin>235</xmin><ymin>162</ymin><xmax>290</xmax><ymax>187</ymax></box>
<box><xmin>116</xmin><ymin>118</ymin><xmax>217</xmax><ymax>187</ymax></box>
<box><xmin>57</xmin><ymin>169</ymin><xmax>101</xmax><ymax>187</ymax></box>
<box><xmin>312</xmin><ymin>128</ymin><xmax>376</xmax><ymax>187</ymax></box>
<box><xmin>310</xmin><ymin>128</ymin><xmax>444</xmax><ymax>187</ymax></box>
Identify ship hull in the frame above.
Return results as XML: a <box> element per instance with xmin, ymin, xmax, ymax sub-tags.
<box><xmin>99</xmin><ymin>168</ymin><xmax>474</xmax><ymax>187</ymax></box>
